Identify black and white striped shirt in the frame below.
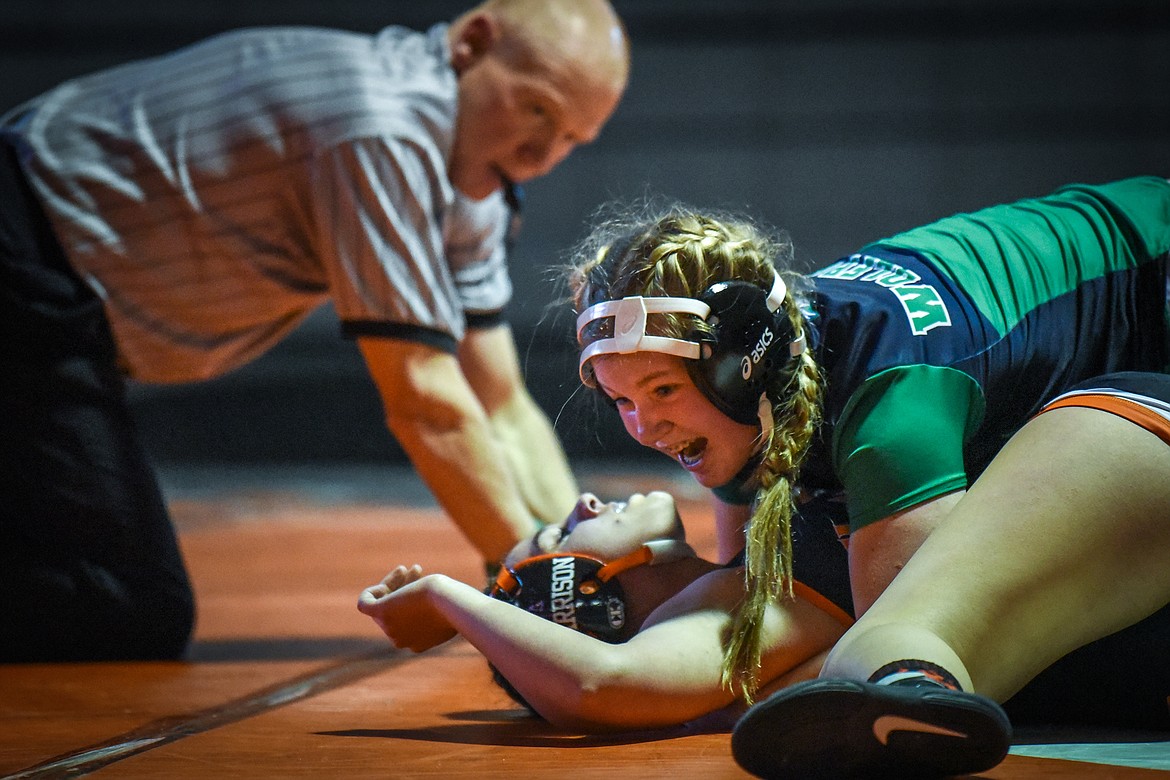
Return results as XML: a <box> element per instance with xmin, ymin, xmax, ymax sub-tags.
<box><xmin>2</xmin><ymin>22</ymin><xmax>512</xmax><ymax>382</ymax></box>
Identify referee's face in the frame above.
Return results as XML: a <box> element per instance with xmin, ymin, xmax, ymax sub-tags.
<box><xmin>449</xmin><ymin>21</ymin><xmax>624</xmax><ymax>199</ymax></box>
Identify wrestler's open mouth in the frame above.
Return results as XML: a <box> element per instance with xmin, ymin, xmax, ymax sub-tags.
<box><xmin>675</xmin><ymin>438</ymin><xmax>706</xmax><ymax>469</ymax></box>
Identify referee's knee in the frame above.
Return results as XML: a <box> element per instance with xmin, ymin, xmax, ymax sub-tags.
<box><xmin>123</xmin><ymin>576</ymin><xmax>197</xmax><ymax>661</ymax></box>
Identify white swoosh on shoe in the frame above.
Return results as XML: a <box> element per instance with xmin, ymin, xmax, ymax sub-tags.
<box><xmin>872</xmin><ymin>715</ymin><xmax>968</xmax><ymax>746</ymax></box>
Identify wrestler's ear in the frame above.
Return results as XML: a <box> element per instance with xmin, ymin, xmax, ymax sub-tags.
<box><xmin>450</xmin><ymin>13</ymin><xmax>499</xmax><ymax>72</ymax></box>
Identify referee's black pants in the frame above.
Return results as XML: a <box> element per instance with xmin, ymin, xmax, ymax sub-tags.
<box><xmin>0</xmin><ymin>135</ymin><xmax>194</xmax><ymax>661</ymax></box>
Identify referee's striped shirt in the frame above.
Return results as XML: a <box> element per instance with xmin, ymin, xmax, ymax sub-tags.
<box><xmin>2</xmin><ymin>22</ymin><xmax>512</xmax><ymax>383</ymax></box>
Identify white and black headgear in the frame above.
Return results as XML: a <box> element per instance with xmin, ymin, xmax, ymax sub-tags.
<box><xmin>576</xmin><ymin>242</ymin><xmax>806</xmax><ymax>426</ymax></box>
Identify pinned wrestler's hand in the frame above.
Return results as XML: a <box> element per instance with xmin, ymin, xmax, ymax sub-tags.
<box><xmin>357</xmin><ymin>565</ymin><xmax>458</xmax><ymax>652</ymax></box>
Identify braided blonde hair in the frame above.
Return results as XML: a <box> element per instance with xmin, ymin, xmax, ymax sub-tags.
<box><xmin>569</xmin><ymin>205</ymin><xmax>823</xmax><ymax>701</ymax></box>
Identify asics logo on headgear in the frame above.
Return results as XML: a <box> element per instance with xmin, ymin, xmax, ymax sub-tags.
<box><xmin>740</xmin><ymin>327</ymin><xmax>774</xmax><ymax>380</ymax></box>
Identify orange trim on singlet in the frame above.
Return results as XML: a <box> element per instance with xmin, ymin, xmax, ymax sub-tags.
<box><xmin>791</xmin><ymin>581</ymin><xmax>855</xmax><ymax>629</ymax></box>
<box><xmin>1039</xmin><ymin>394</ymin><xmax>1170</xmax><ymax>446</ymax></box>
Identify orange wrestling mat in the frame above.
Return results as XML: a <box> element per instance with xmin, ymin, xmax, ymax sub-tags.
<box><xmin>1</xmin><ymin>465</ymin><xmax>1167</xmax><ymax>778</ymax></box>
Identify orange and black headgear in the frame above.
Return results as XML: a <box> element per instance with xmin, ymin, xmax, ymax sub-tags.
<box><xmin>489</xmin><ymin>539</ymin><xmax>694</xmax><ymax>643</ymax></box>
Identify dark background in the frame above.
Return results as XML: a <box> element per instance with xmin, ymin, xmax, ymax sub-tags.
<box><xmin>5</xmin><ymin>0</ymin><xmax>1169</xmax><ymax>468</ymax></box>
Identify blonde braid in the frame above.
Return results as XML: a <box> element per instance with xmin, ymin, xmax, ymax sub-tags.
<box><xmin>649</xmin><ymin>216</ymin><xmax>720</xmax><ymax>293</ymax></box>
<box><xmin>721</xmin><ymin>311</ymin><xmax>823</xmax><ymax>700</ymax></box>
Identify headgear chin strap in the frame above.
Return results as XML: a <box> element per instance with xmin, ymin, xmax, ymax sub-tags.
<box><xmin>576</xmin><ymin>271</ymin><xmax>807</xmax><ymax>425</ymax></box>
<box><xmin>490</xmin><ymin>539</ymin><xmax>694</xmax><ymax>643</ymax></box>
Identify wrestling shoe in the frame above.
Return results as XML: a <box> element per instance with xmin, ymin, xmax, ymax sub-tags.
<box><xmin>731</xmin><ymin>678</ymin><xmax>1012</xmax><ymax>779</ymax></box>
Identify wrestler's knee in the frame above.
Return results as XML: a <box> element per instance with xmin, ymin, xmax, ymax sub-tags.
<box><xmin>821</xmin><ymin>621</ymin><xmax>974</xmax><ymax>692</ymax></box>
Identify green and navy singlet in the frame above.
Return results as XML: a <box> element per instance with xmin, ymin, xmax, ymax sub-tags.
<box><xmin>797</xmin><ymin>176</ymin><xmax>1170</xmax><ymax>535</ymax></box>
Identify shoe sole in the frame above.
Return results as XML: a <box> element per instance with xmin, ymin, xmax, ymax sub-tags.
<box><xmin>731</xmin><ymin>679</ymin><xmax>1012</xmax><ymax>779</ymax></box>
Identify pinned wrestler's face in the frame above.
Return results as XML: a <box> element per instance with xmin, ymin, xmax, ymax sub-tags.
<box><xmin>505</xmin><ymin>491</ymin><xmax>685</xmax><ymax>570</ymax></box>
<box><xmin>448</xmin><ymin>11</ymin><xmax>625</xmax><ymax>199</ymax></box>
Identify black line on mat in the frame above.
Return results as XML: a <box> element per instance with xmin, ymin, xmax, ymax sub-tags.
<box><xmin>2</xmin><ymin>649</ymin><xmax>410</xmax><ymax>779</ymax></box>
